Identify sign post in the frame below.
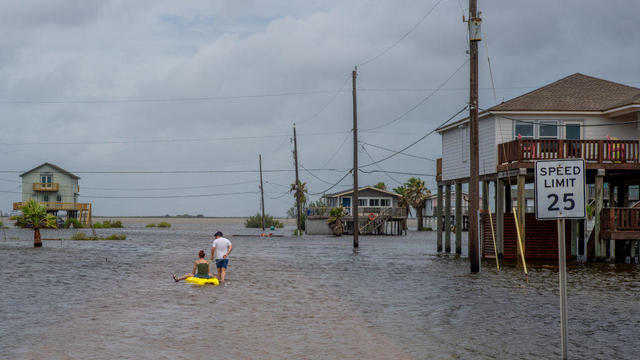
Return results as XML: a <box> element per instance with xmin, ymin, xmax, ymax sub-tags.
<box><xmin>535</xmin><ymin>159</ymin><xmax>585</xmax><ymax>360</ymax></box>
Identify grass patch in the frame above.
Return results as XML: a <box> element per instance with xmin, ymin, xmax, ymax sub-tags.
<box><xmin>157</xmin><ymin>221</ymin><xmax>171</xmax><ymax>228</ymax></box>
<box><xmin>145</xmin><ymin>223</ymin><xmax>156</xmax><ymax>228</ymax></box>
<box><xmin>69</xmin><ymin>232</ymin><xmax>127</xmax><ymax>240</ymax></box>
<box><xmin>92</xmin><ymin>220</ymin><xmax>123</xmax><ymax>229</ymax></box>
<box><xmin>418</xmin><ymin>227</ymin><xmax>433</xmax><ymax>231</ymax></box>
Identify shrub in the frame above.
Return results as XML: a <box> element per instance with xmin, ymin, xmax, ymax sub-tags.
<box><xmin>69</xmin><ymin>232</ymin><xmax>126</xmax><ymax>240</ymax></box>
<box><xmin>157</xmin><ymin>221</ymin><xmax>171</xmax><ymax>228</ymax></box>
<box><xmin>93</xmin><ymin>220</ymin><xmax>123</xmax><ymax>229</ymax></box>
<box><xmin>146</xmin><ymin>223</ymin><xmax>156</xmax><ymax>228</ymax></box>
<box><xmin>63</xmin><ymin>218</ymin><xmax>84</xmax><ymax>229</ymax></box>
<box><xmin>293</xmin><ymin>229</ymin><xmax>304</xmax><ymax>236</ymax></box>
<box><xmin>418</xmin><ymin>227</ymin><xmax>433</xmax><ymax>231</ymax></box>
<box><xmin>245</xmin><ymin>213</ymin><xmax>284</xmax><ymax>228</ymax></box>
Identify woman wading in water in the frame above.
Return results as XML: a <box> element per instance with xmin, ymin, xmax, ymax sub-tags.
<box><xmin>173</xmin><ymin>250</ymin><xmax>214</xmax><ymax>281</ymax></box>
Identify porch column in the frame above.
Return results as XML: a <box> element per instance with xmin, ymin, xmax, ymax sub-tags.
<box><xmin>496</xmin><ymin>178</ymin><xmax>505</xmax><ymax>258</ymax></box>
<box><xmin>445</xmin><ymin>184</ymin><xmax>452</xmax><ymax>253</ymax></box>
<box><xmin>517</xmin><ymin>169</ymin><xmax>526</xmax><ymax>261</ymax></box>
<box><xmin>455</xmin><ymin>182</ymin><xmax>462</xmax><ymax>255</ymax></box>
<box><xmin>437</xmin><ymin>184</ymin><xmax>443</xmax><ymax>252</ymax></box>
<box><xmin>595</xmin><ymin>170</ymin><xmax>604</xmax><ymax>260</ymax></box>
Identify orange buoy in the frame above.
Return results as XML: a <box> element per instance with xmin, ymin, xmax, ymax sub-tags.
<box><xmin>368</xmin><ymin>213</ymin><xmax>376</xmax><ymax>221</ymax></box>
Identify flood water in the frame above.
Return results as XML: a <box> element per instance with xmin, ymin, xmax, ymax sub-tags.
<box><xmin>1</xmin><ymin>223</ymin><xmax>639</xmax><ymax>359</ymax></box>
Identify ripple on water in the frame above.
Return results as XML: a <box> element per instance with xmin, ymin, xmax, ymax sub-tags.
<box><xmin>1</xmin><ymin>224</ymin><xmax>639</xmax><ymax>359</ymax></box>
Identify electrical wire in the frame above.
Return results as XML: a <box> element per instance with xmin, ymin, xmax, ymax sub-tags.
<box><xmin>0</xmin><ymin>130</ymin><xmax>350</xmax><ymax>146</ymax></box>
<box><xmin>79</xmin><ymin>190</ymin><xmax>259</xmax><ymax>199</ymax></box>
<box><xmin>0</xmin><ymin>168</ymin><xmax>349</xmax><ymax>174</ymax></box>
<box><xmin>296</xmin><ymin>75</ymin><xmax>351</xmax><ymax>125</ymax></box>
<box><xmin>363</xmin><ymin>58</ymin><xmax>469</xmax><ymax>131</ymax></box>
<box><xmin>360</xmin><ymin>105</ymin><xmax>468</xmax><ymax>168</ymax></box>
<box><xmin>301</xmin><ymin>164</ymin><xmax>335</xmax><ymax>185</ymax></box>
<box><xmin>320</xmin><ymin>132</ymin><xmax>350</xmax><ymax>169</ymax></box>
<box><xmin>83</xmin><ymin>180</ymin><xmax>258</xmax><ymax>191</ymax></box>
<box><xmin>360</xmin><ymin>144</ymin><xmax>403</xmax><ymax>185</ymax></box>
<box><xmin>308</xmin><ymin>170</ymin><xmax>352</xmax><ymax>196</ymax></box>
<box><xmin>359</xmin><ymin>141</ymin><xmax>436</xmax><ymax>161</ymax></box>
<box><xmin>358</xmin><ymin>0</ymin><xmax>446</xmax><ymax>66</ymax></box>
<box><xmin>360</xmin><ymin>169</ymin><xmax>435</xmax><ymax>176</ymax></box>
<box><xmin>478</xmin><ymin>107</ymin><xmax>640</xmax><ymax>128</ymax></box>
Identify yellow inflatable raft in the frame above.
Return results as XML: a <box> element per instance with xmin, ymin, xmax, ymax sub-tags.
<box><xmin>185</xmin><ymin>276</ymin><xmax>219</xmax><ymax>286</ymax></box>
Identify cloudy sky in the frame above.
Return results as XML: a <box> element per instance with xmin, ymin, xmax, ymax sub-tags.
<box><xmin>0</xmin><ymin>0</ymin><xmax>638</xmax><ymax>217</ymax></box>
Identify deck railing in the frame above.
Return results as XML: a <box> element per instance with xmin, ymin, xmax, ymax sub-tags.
<box><xmin>13</xmin><ymin>202</ymin><xmax>91</xmax><ymax>211</ymax></box>
<box><xmin>498</xmin><ymin>139</ymin><xmax>640</xmax><ymax>165</ymax></box>
<box><xmin>601</xmin><ymin>207</ymin><xmax>640</xmax><ymax>233</ymax></box>
<box><xmin>33</xmin><ymin>182</ymin><xmax>59</xmax><ymax>191</ymax></box>
<box><xmin>307</xmin><ymin>206</ymin><xmax>407</xmax><ymax>218</ymax></box>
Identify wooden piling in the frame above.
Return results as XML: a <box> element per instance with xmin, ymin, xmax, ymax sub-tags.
<box><xmin>445</xmin><ymin>184</ymin><xmax>451</xmax><ymax>253</ymax></box>
<box><xmin>455</xmin><ymin>182</ymin><xmax>462</xmax><ymax>255</ymax></box>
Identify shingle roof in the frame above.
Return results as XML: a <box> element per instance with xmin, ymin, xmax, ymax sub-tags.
<box><xmin>489</xmin><ymin>73</ymin><xmax>640</xmax><ymax>112</ymax></box>
<box><xmin>20</xmin><ymin>162</ymin><xmax>80</xmax><ymax>179</ymax></box>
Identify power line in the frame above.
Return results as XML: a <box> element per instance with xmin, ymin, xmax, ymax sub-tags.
<box><xmin>363</xmin><ymin>58</ymin><xmax>469</xmax><ymax>131</ymax></box>
<box><xmin>360</xmin><ymin>169</ymin><xmax>435</xmax><ymax>176</ymax></box>
<box><xmin>478</xmin><ymin>108</ymin><xmax>640</xmax><ymax>128</ymax></box>
<box><xmin>309</xmin><ymin>170</ymin><xmax>352</xmax><ymax>195</ymax></box>
<box><xmin>296</xmin><ymin>75</ymin><xmax>351</xmax><ymax>125</ymax></box>
<box><xmin>301</xmin><ymin>164</ymin><xmax>335</xmax><ymax>185</ymax></box>
<box><xmin>0</xmin><ymin>168</ymin><xmax>349</xmax><ymax>174</ymax></box>
<box><xmin>360</xmin><ymin>105</ymin><xmax>468</xmax><ymax>168</ymax></box>
<box><xmin>0</xmin><ymin>130</ymin><xmax>350</xmax><ymax>146</ymax></box>
<box><xmin>83</xmin><ymin>180</ymin><xmax>258</xmax><ymax>191</ymax></box>
<box><xmin>358</xmin><ymin>0</ymin><xmax>446</xmax><ymax>66</ymax></box>
<box><xmin>360</xmin><ymin>145</ymin><xmax>403</xmax><ymax>185</ymax></box>
<box><xmin>359</xmin><ymin>141</ymin><xmax>436</xmax><ymax>161</ymax></box>
<box><xmin>79</xmin><ymin>190</ymin><xmax>259</xmax><ymax>199</ymax></box>
<box><xmin>320</xmin><ymin>132</ymin><xmax>350</xmax><ymax>169</ymax></box>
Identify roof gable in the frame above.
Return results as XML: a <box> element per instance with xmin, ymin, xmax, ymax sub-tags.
<box><xmin>488</xmin><ymin>73</ymin><xmax>640</xmax><ymax>112</ymax></box>
<box><xmin>324</xmin><ymin>186</ymin><xmax>402</xmax><ymax>198</ymax></box>
<box><xmin>20</xmin><ymin>162</ymin><xmax>80</xmax><ymax>179</ymax></box>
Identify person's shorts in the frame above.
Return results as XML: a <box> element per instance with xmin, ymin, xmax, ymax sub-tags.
<box><xmin>215</xmin><ymin>259</ymin><xmax>229</xmax><ymax>269</ymax></box>
<box><xmin>194</xmin><ymin>274</ymin><xmax>211</xmax><ymax>279</ymax></box>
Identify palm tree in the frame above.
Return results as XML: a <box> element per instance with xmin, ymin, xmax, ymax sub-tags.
<box><xmin>393</xmin><ymin>185</ymin><xmax>412</xmax><ymax>216</ymax></box>
<box><xmin>290</xmin><ymin>180</ymin><xmax>308</xmax><ymax>232</ymax></box>
<box><xmin>374</xmin><ymin>182</ymin><xmax>387</xmax><ymax>191</ymax></box>
<box><xmin>405</xmin><ymin>177</ymin><xmax>431</xmax><ymax>230</ymax></box>
<box><xmin>14</xmin><ymin>200</ymin><xmax>57</xmax><ymax>247</ymax></box>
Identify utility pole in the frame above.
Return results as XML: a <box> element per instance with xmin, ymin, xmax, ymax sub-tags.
<box><xmin>352</xmin><ymin>67</ymin><xmax>359</xmax><ymax>249</ymax></box>
<box><xmin>259</xmin><ymin>154</ymin><xmax>265</xmax><ymax>231</ymax></box>
<box><xmin>293</xmin><ymin>124</ymin><xmax>302</xmax><ymax>235</ymax></box>
<box><xmin>468</xmin><ymin>0</ymin><xmax>481</xmax><ymax>272</ymax></box>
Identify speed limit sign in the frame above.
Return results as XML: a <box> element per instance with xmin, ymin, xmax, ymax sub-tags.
<box><xmin>535</xmin><ymin>159</ymin><xmax>586</xmax><ymax>219</ymax></box>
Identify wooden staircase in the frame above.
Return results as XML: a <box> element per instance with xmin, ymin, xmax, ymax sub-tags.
<box><xmin>360</xmin><ymin>208</ymin><xmax>392</xmax><ymax>234</ymax></box>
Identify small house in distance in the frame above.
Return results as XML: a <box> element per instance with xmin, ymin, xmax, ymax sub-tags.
<box><xmin>306</xmin><ymin>186</ymin><xmax>407</xmax><ymax>235</ymax></box>
<box><xmin>13</xmin><ymin>163</ymin><xmax>92</xmax><ymax>225</ymax></box>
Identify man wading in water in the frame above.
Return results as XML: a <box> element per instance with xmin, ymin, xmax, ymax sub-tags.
<box><xmin>211</xmin><ymin>231</ymin><xmax>232</xmax><ymax>283</ymax></box>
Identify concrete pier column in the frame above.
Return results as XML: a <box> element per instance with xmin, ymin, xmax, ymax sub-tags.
<box><xmin>437</xmin><ymin>184</ymin><xmax>443</xmax><ymax>252</ymax></box>
<box><xmin>482</xmin><ymin>181</ymin><xmax>489</xmax><ymax>212</ymax></box>
<box><xmin>455</xmin><ymin>182</ymin><xmax>462</xmax><ymax>255</ymax></box>
<box><xmin>445</xmin><ymin>184</ymin><xmax>451</xmax><ymax>253</ymax></box>
<box><xmin>496</xmin><ymin>179</ymin><xmax>504</xmax><ymax>258</ymax></box>
<box><xmin>517</xmin><ymin>169</ymin><xmax>526</xmax><ymax>260</ymax></box>
<box><xmin>595</xmin><ymin>170</ymin><xmax>604</xmax><ymax>260</ymax></box>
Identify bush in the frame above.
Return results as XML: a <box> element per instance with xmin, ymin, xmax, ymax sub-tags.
<box><xmin>69</xmin><ymin>232</ymin><xmax>126</xmax><ymax>240</ymax></box>
<box><xmin>146</xmin><ymin>223</ymin><xmax>156</xmax><ymax>228</ymax></box>
<box><xmin>245</xmin><ymin>213</ymin><xmax>284</xmax><ymax>228</ymax></box>
<box><xmin>293</xmin><ymin>229</ymin><xmax>304</xmax><ymax>236</ymax></box>
<box><xmin>92</xmin><ymin>220</ymin><xmax>123</xmax><ymax>229</ymax></box>
<box><xmin>63</xmin><ymin>218</ymin><xmax>84</xmax><ymax>229</ymax></box>
<box><xmin>157</xmin><ymin>221</ymin><xmax>171</xmax><ymax>228</ymax></box>
<box><xmin>418</xmin><ymin>227</ymin><xmax>433</xmax><ymax>231</ymax></box>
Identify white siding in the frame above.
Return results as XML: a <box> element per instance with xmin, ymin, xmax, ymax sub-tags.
<box><xmin>441</xmin><ymin>116</ymin><xmax>496</xmax><ymax>181</ymax></box>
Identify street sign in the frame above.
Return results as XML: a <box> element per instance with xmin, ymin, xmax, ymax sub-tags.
<box><xmin>535</xmin><ymin>159</ymin><xmax>586</xmax><ymax>220</ymax></box>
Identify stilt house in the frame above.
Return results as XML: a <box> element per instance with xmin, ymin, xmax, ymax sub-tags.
<box><xmin>435</xmin><ymin>73</ymin><xmax>640</xmax><ymax>262</ymax></box>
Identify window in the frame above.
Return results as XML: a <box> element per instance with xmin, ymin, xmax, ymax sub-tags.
<box><xmin>359</xmin><ymin>199</ymin><xmax>367</xmax><ymax>207</ymax></box>
<box><xmin>515</xmin><ymin>121</ymin><xmax>534</xmax><ymax>138</ymax></box>
<box><xmin>539</xmin><ymin>121</ymin><xmax>558</xmax><ymax>138</ymax></box>
<box><xmin>380</xmin><ymin>199</ymin><xmax>391</xmax><ymax>207</ymax></box>
<box><xmin>565</xmin><ymin>124</ymin><xmax>581</xmax><ymax>140</ymax></box>
<box><xmin>369</xmin><ymin>199</ymin><xmax>380</xmax><ymax>206</ymax></box>
<box><xmin>56</xmin><ymin>195</ymin><xmax>62</xmax><ymax>202</ymax></box>
<box><xmin>44</xmin><ymin>195</ymin><xmax>49</xmax><ymax>202</ymax></box>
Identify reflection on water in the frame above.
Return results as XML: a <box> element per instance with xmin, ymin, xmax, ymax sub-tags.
<box><xmin>1</xmin><ymin>224</ymin><xmax>639</xmax><ymax>359</ymax></box>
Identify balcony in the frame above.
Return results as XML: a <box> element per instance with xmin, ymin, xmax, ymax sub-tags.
<box><xmin>33</xmin><ymin>182</ymin><xmax>59</xmax><ymax>191</ymax></box>
<box><xmin>13</xmin><ymin>202</ymin><xmax>90</xmax><ymax>212</ymax></box>
<box><xmin>498</xmin><ymin>139</ymin><xmax>640</xmax><ymax>170</ymax></box>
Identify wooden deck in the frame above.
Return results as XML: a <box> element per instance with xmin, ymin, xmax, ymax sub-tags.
<box><xmin>600</xmin><ymin>208</ymin><xmax>640</xmax><ymax>240</ymax></box>
<box><xmin>497</xmin><ymin>139</ymin><xmax>640</xmax><ymax>171</ymax></box>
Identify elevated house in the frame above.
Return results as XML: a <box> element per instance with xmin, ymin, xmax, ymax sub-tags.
<box><xmin>306</xmin><ymin>186</ymin><xmax>407</xmax><ymax>235</ymax></box>
<box><xmin>435</xmin><ymin>73</ymin><xmax>640</xmax><ymax>262</ymax></box>
<box><xmin>13</xmin><ymin>163</ymin><xmax>92</xmax><ymax>225</ymax></box>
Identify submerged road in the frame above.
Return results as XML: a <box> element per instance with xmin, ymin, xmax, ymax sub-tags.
<box><xmin>1</xmin><ymin>224</ymin><xmax>639</xmax><ymax>359</ymax></box>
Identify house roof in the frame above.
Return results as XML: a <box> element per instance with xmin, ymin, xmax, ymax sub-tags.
<box><xmin>488</xmin><ymin>73</ymin><xmax>640</xmax><ymax>112</ymax></box>
<box><xmin>20</xmin><ymin>162</ymin><xmax>80</xmax><ymax>179</ymax></box>
<box><xmin>436</xmin><ymin>73</ymin><xmax>640</xmax><ymax>133</ymax></box>
<box><xmin>323</xmin><ymin>186</ymin><xmax>402</xmax><ymax>198</ymax></box>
